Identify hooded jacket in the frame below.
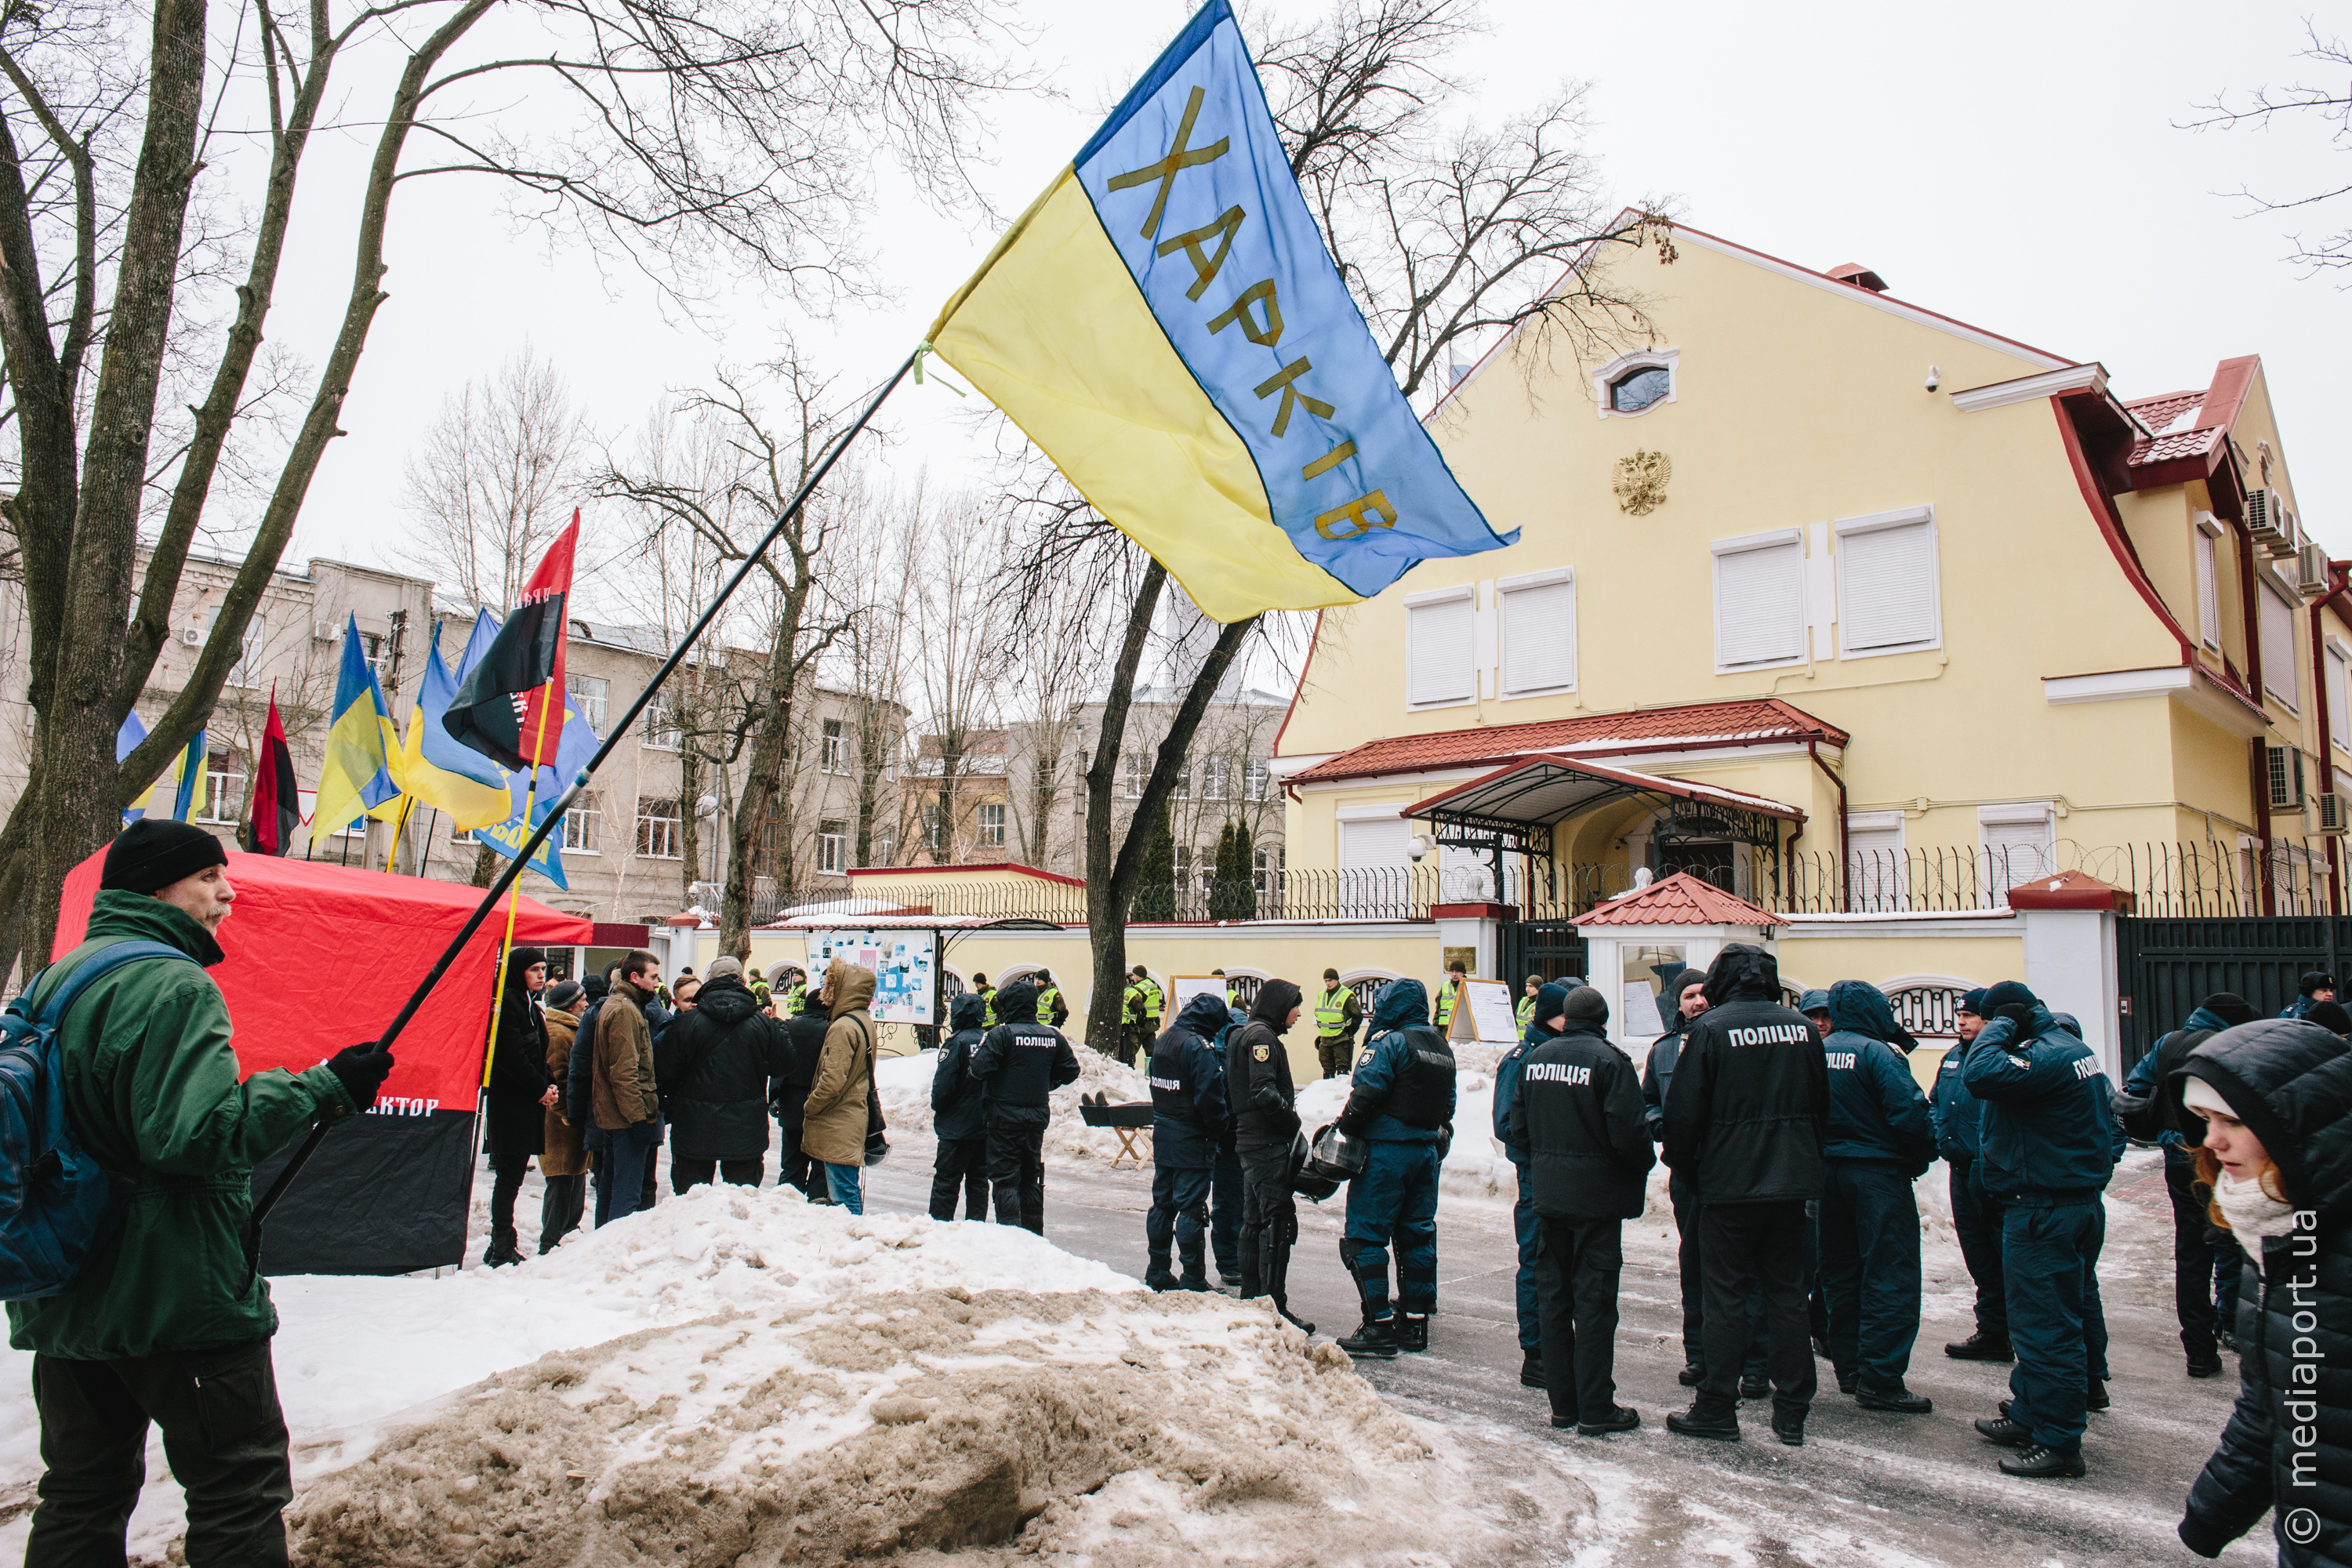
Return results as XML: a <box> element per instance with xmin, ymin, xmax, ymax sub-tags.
<box><xmin>5</xmin><ymin>891</ymin><xmax>354</xmax><ymax>1361</ymax></box>
<box><xmin>802</xmin><ymin>961</ymin><xmax>877</xmax><ymax>1167</ymax></box>
<box><xmin>931</xmin><ymin>991</ymin><xmax>993</xmax><ymax>1142</ymax></box>
<box><xmin>1661</xmin><ymin>945</ymin><xmax>1828</xmax><ymax>1203</ymax></box>
<box><xmin>970</xmin><ymin>982</ymin><xmax>1080</xmax><ymax>1129</ymax></box>
<box><xmin>1963</xmin><ymin>1000</ymin><xmax>2121</xmax><ymax>1200</ymax></box>
<box><xmin>1494</xmin><ymin>982</ymin><xmax>1573</xmax><ymax>1154</ymax></box>
<box><xmin>1336</xmin><ymin>978</ymin><xmax>1455</xmax><ymax>1144</ymax></box>
<box><xmin>593</xmin><ymin>977</ymin><xmax>661</xmax><ymax>1131</ymax></box>
<box><xmin>1508</xmin><ymin>1014</ymin><xmax>1656</xmax><ymax>1221</ymax></box>
<box><xmin>657</xmin><ymin>975</ymin><xmax>782</xmax><ymax>1162</ymax></box>
<box><xmin>2173</xmin><ymin>1019</ymin><xmax>2352</xmax><ymax>1566</ymax></box>
<box><xmin>541</xmin><ymin>1003</ymin><xmax>590</xmax><ymax>1178</ymax></box>
<box><xmin>2116</xmin><ymin>996</ymin><xmax>2259</xmax><ymax>1163</ymax></box>
<box><xmin>1149</xmin><ymin>991</ymin><xmax>1232</xmax><ymax>1169</ymax></box>
<box><xmin>483</xmin><ymin>956</ymin><xmax>550</xmax><ymax>1158</ymax></box>
<box><xmin>1822</xmin><ymin>979</ymin><xmax>1936</xmax><ymax>1173</ymax></box>
<box><xmin>1231</xmin><ymin>979</ymin><xmax>1303</xmax><ymax>1145</ymax></box>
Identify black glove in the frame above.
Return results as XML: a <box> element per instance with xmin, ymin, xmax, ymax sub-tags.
<box><xmin>1437</xmin><ymin>1120</ymin><xmax>1454</xmax><ymax>1160</ymax></box>
<box><xmin>1992</xmin><ymin>1003</ymin><xmax>2036</xmax><ymax>1043</ymax></box>
<box><xmin>327</xmin><ymin>1042</ymin><xmax>394</xmax><ymax>1112</ymax></box>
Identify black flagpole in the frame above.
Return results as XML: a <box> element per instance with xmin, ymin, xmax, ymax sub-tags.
<box><xmin>249</xmin><ymin>347</ymin><xmax>922</xmax><ymax>1238</ymax></box>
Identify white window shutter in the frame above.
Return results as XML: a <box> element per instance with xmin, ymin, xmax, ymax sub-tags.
<box><xmin>2195</xmin><ymin>530</ymin><xmax>2220</xmax><ymax>649</ymax></box>
<box><xmin>1339</xmin><ymin>816</ymin><xmax>1410</xmax><ymax>869</ymax></box>
<box><xmin>1406</xmin><ymin>596</ymin><xmax>1475</xmax><ymax>706</ymax></box>
<box><xmin>2260</xmin><ymin>586</ymin><xmax>2298</xmax><ymax>708</ymax></box>
<box><xmin>1838</xmin><ymin>521</ymin><xmax>1937</xmax><ymax>651</ymax></box>
<box><xmin>2330</xmin><ymin>648</ymin><xmax>2350</xmax><ymax>749</ymax></box>
<box><xmin>1715</xmin><ymin>542</ymin><xmax>1805</xmax><ymax>667</ymax></box>
<box><xmin>1845</xmin><ymin>822</ymin><xmax>1905</xmax><ymax>911</ymax></box>
<box><xmin>1981</xmin><ymin>815</ymin><xmax>2055</xmax><ymax>904</ymax></box>
<box><xmin>1499</xmin><ymin>577</ymin><xmax>1576</xmax><ymax>695</ymax></box>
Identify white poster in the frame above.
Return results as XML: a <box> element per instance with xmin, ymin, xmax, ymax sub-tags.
<box><xmin>804</xmin><ymin>928</ymin><xmax>938</xmax><ymax>1026</ymax></box>
<box><xmin>1169</xmin><ymin>975</ymin><xmax>1231</xmax><ymax>1018</ymax></box>
<box><xmin>1460</xmin><ymin>979</ymin><xmax>1519</xmax><ymax>1044</ymax></box>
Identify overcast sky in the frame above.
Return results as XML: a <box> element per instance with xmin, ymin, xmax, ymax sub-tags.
<box><xmin>266</xmin><ymin>0</ymin><xmax>2352</xmax><ymax>583</ymax></box>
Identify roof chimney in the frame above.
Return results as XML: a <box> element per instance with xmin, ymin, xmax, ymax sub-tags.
<box><xmin>1827</xmin><ymin>263</ymin><xmax>1888</xmax><ymax>293</ymax></box>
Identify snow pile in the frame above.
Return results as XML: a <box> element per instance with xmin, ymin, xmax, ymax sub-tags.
<box><xmin>277</xmin><ymin>1185</ymin><xmax>1584</xmax><ymax>1566</ymax></box>
<box><xmin>878</xmin><ymin>1044</ymin><xmax>1156</xmax><ymax>1167</ymax></box>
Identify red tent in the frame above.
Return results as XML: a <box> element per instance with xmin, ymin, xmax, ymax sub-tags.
<box><xmin>55</xmin><ymin>849</ymin><xmax>591</xmax><ymax>1274</ymax></box>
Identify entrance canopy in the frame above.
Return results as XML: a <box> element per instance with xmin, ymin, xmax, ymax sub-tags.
<box><xmin>1409</xmin><ymin>753</ymin><xmax>1803</xmax><ymax>858</ymax></box>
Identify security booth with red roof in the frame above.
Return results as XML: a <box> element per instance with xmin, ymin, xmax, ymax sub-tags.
<box><xmin>1570</xmin><ymin>873</ymin><xmax>1788</xmax><ymax>1051</ymax></box>
<box><xmin>53</xmin><ymin>848</ymin><xmax>591</xmax><ymax>1276</ymax></box>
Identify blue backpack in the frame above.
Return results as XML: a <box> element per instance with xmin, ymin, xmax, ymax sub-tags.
<box><xmin>1</xmin><ymin>940</ymin><xmax>195</xmax><ymax>1301</ymax></box>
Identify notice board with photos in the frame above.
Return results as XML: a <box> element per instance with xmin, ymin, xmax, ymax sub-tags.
<box><xmin>803</xmin><ymin>928</ymin><xmax>938</xmax><ymax>1026</ymax></box>
<box><xmin>1453</xmin><ymin>978</ymin><xmax>1520</xmax><ymax>1044</ymax></box>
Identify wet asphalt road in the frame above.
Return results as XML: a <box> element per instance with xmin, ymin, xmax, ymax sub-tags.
<box><xmin>859</xmin><ymin>1140</ymin><xmax>2274</xmax><ymax>1567</ymax></box>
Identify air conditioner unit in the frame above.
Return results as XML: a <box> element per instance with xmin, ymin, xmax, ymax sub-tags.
<box><xmin>313</xmin><ymin>619</ymin><xmax>339</xmax><ymax>642</ymax></box>
<box><xmin>2259</xmin><ymin>506</ymin><xmax>2303</xmax><ymax>561</ymax></box>
<box><xmin>179</xmin><ymin>626</ymin><xmax>203</xmax><ymax>646</ymax></box>
<box><xmin>2268</xmin><ymin>745</ymin><xmax>2307</xmax><ymax>811</ymax></box>
<box><xmin>2246</xmin><ymin>488</ymin><xmax>2292</xmax><ymax>553</ymax></box>
<box><xmin>2299</xmin><ymin>542</ymin><xmax>2334</xmax><ymax>598</ymax></box>
<box><xmin>2319</xmin><ymin>793</ymin><xmax>2348</xmax><ymax>836</ymax></box>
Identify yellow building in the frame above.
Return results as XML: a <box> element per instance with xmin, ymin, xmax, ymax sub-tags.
<box><xmin>1274</xmin><ymin>216</ymin><xmax>2342</xmax><ymax>938</ymax></box>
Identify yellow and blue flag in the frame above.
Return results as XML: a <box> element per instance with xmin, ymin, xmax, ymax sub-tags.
<box><xmin>309</xmin><ymin>615</ymin><xmax>403</xmax><ymax>848</ymax></box>
<box><xmin>118</xmin><ymin>713</ymin><xmax>154</xmax><ymax>823</ymax></box>
<box><xmin>402</xmin><ymin>614</ymin><xmax>516</xmax><ymax>831</ymax></box>
<box><xmin>169</xmin><ymin>728</ymin><xmax>207</xmax><ymax>822</ymax></box>
<box><xmin>118</xmin><ymin>713</ymin><xmax>212</xmax><ymax>823</ymax></box>
<box><xmin>927</xmin><ymin>0</ymin><xmax>1515</xmax><ymax>623</ymax></box>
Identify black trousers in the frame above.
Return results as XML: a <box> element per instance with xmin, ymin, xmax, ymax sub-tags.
<box><xmin>986</xmin><ymin>1120</ymin><xmax>1047</xmax><ymax>1233</ymax></box>
<box><xmin>931</xmin><ymin>1136</ymin><xmax>991</xmax><ymax>1221</ymax></box>
<box><xmin>670</xmin><ymin>1156</ymin><xmax>764</xmax><ymax>1193</ymax></box>
<box><xmin>1696</xmin><ymin>1199</ymin><xmax>1817</xmax><ymax>1418</ymax></box>
<box><xmin>27</xmin><ymin>1338</ymin><xmax>292</xmax><ymax>1568</ymax></box>
<box><xmin>538</xmin><ymin>1173</ymin><xmax>588</xmax><ymax>1254</ymax></box>
<box><xmin>1535</xmin><ymin>1216</ymin><xmax>1624</xmax><ymax>1425</ymax></box>
<box><xmin>1949</xmin><ymin>1153</ymin><xmax>2009</xmax><ymax>1343</ymax></box>
<box><xmin>778</xmin><ymin>1122</ymin><xmax>812</xmax><ymax>1196</ymax></box>
<box><xmin>1210</xmin><ymin>1148</ymin><xmax>1243</xmax><ymax>1275</ymax></box>
<box><xmin>1668</xmin><ymin>1174</ymin><xmax>1765</xmax><ymax>1376</ymax></box>
<box><xmin>2165</xmin><ymin>1157</ymin><xmax>2238</xmax><ymax>1356</ymax></box>
<box><xmin>486</xmin><ymin>1149</ymin><xmax>531</xmax><ymax>1258</ymax></box>
<box><xmin>1237</xmin><ymin>1139</ymin><xmax>1298</xmax><ymax>1301</ymax></box>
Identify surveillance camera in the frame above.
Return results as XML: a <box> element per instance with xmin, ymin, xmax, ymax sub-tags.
<box><xmin>1925</xmin><ymin>365</ymin><xmax>1941</xmax><ymax>394</ymax></box>
<box><xmin>1409</xmin><ymin>833</ymin><xmax>1432</xmax><ymax>862</ymax></box>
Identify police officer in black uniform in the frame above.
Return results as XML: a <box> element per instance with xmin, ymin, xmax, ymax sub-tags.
<box><xmin>967</xmin><ymin>979</ymin><xmax>1080</xmax><ymax>1234</ymax></box>
<box><xmin>1662</xmin><ymin>944</ymin><xmax>1828</xmax><ymax>1447</ymax></box>
<box><xmin>1144</xmin><ymin>991</ymin><xmax>1231</xmax><ymax>1289</ymax></box>
<box><xmin>1232</xmin><ymin>979</ymin><xmax>1309</xmax><ymax>1328</ymax></box>
<box><xmin>1508</xmin><ymin>985</ymin><xmax>1653</xmax><ymax>1436</ymax></box>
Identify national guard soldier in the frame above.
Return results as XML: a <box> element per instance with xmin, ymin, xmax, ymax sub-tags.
<box><xmin>1432</xmin><ymin>959</ymin><xmax>1468</xmax><ymax>1033</ymax></box>
<box><xmin>967</xmin><ymin>980</ymin><xmax>1080</xmax><ymax>1234</ymax></box>
<box><xmin>1334</xmin><ymin>978</ymin><xmax>1457</xmax><ymax>1359</ymax></box>
<box><xmin>1963</xmin><ymin>981</ymin><xmax>2123</xmax><ymax>1479</ymax></box>
<box><xmin>1033</xmin><ymin>970</ymin><xmax>1070</xmax><ymax>1029</ymax></box>
<box><xmin>1515</xmin><ymin>974</ymin><xmax>1541</xmax><ymax>1033</ymax></box>
<box><xmin>1312</xmin><ymin>967</ymin><xmax>1362</xmax><ymax>1079</ymax></box>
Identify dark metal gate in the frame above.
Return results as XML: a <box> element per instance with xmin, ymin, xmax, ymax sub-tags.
<box><xmin>1501</xmin><ymin>918</ymin><xmax>1588</xmax><ymax>988</ymax></box>
<box><xmin>2115</xmin><ymin>913</ymin><xmax>2344</xmax><ymax>1070</ymax></box>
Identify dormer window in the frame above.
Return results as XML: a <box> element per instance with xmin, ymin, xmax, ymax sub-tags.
<box><xmin>1610</xmin><ymin>365</ymin><xmax>1671</xmax><ymax>414</ymax></box>
<box><xmin>1592</xmin><ymin>347</ymin><xmax>1678</xmax><ymax>419</ymax></box>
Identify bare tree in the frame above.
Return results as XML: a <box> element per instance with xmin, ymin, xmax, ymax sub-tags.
<box><xmin>0</xmin><ymin>0</ymin><xmax>1022</xmax><ymax>971</ymax></box>
<box><xmin>593</xmin><ymin>354</ymin><xmax>856</xmax><ymax>953</ymax></box>
<box><xmin>2183</xmin><ymin>22</ymin><xmax>2352</xmax><ymax>278</ymax></box>
<box><xmin>826</xmin><ymin>467</ymin><xmax>916</xmax><ymax>869</ymax></box>
<box><xmin>397</xmin><ymin>346</ymin><xmax>590</xmax><ymax>612</ymax></box>
<box><xmin>910</xmin><ymin>492</ymin><xmax>1007</xmax><ymax>862</ymax></box>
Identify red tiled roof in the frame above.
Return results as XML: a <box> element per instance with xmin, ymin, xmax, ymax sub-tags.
<box><xmin>2123</xmin><ymin>382</ymin><xmax>2224</xmax><ymax>469</ymax></box>
<box><xmin>2129</xmin><ymin>426</ymin><xmax>2226</xmax><ymax>468</ymax></box>
<box><xmin>1284</xmin><ymin>699</ymin><xmax>1846</xmax><ymax>786</ymax></box>
<box><xmin>1571</xmin><ymin>871</ymin><xmax>1784</xmax><ymax>929</ymax></box>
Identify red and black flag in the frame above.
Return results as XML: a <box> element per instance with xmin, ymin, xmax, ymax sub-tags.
<box><xmin>249</xmin><ymin>691</ymin><xmax>300</xmax><ymax>855</ymax></box>
<box><xmin>445</xmin><ymin>515</ymin><xmax>578</xmax><ymax>770</ymax></box>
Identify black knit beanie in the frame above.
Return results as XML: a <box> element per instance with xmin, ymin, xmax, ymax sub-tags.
<box><xmin>101</xmin><ymin>819</ymin><xmax>228</xmax><ymax>895</ymax></box>
<box><xmin>1562</xmin><ymin>985</ymin><xmax>1610</xmax><ymax>1025</ymax></box>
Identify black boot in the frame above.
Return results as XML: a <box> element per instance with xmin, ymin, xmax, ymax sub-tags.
<box><xmin>1678</xmin><ymin>1361</ymin><xmax>1704</xmax><ymax>1387</ymax></box>
<box><xmin>2084</xmin><ymin>1379</ymin><xmax>2110</xmax><ymax>1411</ymax></box>
<box><xmin>1338</xmin><ymin>1316</ymin><xmax>1399</xmax><ymax>1359</ymax></box>
<box><xmin>2000</xmin><ymin>1443</ymin><xmax>2086</xmax><ymax>1479</ymax></box>
<box><xmin>1520</xmin><ymin>1353</ymin><xmax>1546</xmax><ymax>1389</ymax></box>
<box><xmin>1395</xmin><ymin>1313</ymin><xmax>1429</xmax><ymax>1352</ymax></box>
<box><xmin>1274</xmin><ymin>1299</ymin><xmax>1316</xmax><ymax>1334</ymax></box>
<box><xmin>1856</xmin><ymin>1379</ymin><xmax>1933</xmax><ymax>1414</ymax></box>
<box><xmin>1769</xmin><ymin>1406</ymin><xmax>1806</xmax><ymax>1446</ymax></box>
<box><xmin>1666</xmin><ymin>1405</ymin><xmax>1740</xmax><ymax>1442</ymax></box>
<box><xmin>1944</xmin><ymin>1331</ymin><xmax>2015</xmax><ymax>1362</ymax></box>
<box><xmin>1145</xmin><ymin>1253</ymin><xmax>1178</xmax><ymax>1291</ymax></box>
<box><xmin>1973</xmin><ymin>1414</ymin><xmax>2031</xmax><ymax>1446</ymax></box>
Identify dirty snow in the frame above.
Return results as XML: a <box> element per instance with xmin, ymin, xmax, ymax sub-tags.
<box><xmin>2</xmin><ymin>1181</ymin><xmax>1586</xmax><ymax>1566</ymax></box>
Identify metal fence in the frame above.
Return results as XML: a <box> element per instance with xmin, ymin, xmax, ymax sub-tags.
<box><xmin>739</xmin><ymin>837</ymin><xmax>2343</xmax><ymax>928</ymax></box>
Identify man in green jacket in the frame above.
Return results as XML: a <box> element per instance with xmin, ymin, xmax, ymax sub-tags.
<box><xmin>9</xmin><ymin>818</ymin><xmax>392</xmax><ymax>1566</ymax></box>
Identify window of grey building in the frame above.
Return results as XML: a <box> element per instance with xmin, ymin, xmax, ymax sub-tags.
<box><xmin>818</xmin><ymin>818</ymin><xmax>848</xmax><ymax>873</ymax></box>
<box><xmin>1123</xmin><ymin>752</ymin><xmax>1148</xmax><ymax>798</ymax></box>
<box><xmin>643</xmin><ymin>690</ymin><xmax>680</xmax><ymax>750</ymax></box>
<box><xmin>1246</xmin><ymin>757</ymin><xmax>1271</xmax><ymax>801</ymax></box>
<box><xmin>195</xmin><ymin>751</ymin><xmax>244</xmax><ymax>824</ymax></box>
<box><xmin>567</xmin><ymin>673</ymin><xmax>608</xmax><ymax>732</ymax></box>
<box><xmin>978</xmin><ymin>802</ymin><xmax>1006</xmax><ymax>848</ymax></box>
<box><xmin>1199</xmin><ymin>755</ymin><xmax>1227</xmax><ymax>800</ymax></box>
<box><xmin>636</xmin><ymin>797</ymin><xmax>681</xmax><ymax>858</ymax></box>
<box><xmin>564</xmin><ymin>790</ymin><xmax>603</xmax><ymax>853</ymax></box>
<box><xmin>230</xmin><ymin>619</ymin><xmax>267</xmax><ymax>688</ymax></box>
<box><xmin>821</xmin><ymin>718</ymin><xmax>848</xmax><ymax>774</ymax></box>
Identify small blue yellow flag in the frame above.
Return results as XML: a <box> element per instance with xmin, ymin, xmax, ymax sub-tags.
<box><xmin>927</xmin><ymin>0</ymin><xmax>1515</xmax><ymax>622</ymax></box>
<box><xmin>454</xmin><ymin>608</ymin><xmax>599</xmax><ymax>890</ymax></box>
<box><xmin>308</xmin><ymin>616</ymin><xmax>402</xmax><ymax>848</ymax></box>
<box><xmin>170</xmin><ymin>728</ymin><xmax>208</xmax><ymax>822</ymax></box>
<box><xmin>401</xmin><ymin>615</ymin><xmax>516</xmax><ymax>832</ymax></box>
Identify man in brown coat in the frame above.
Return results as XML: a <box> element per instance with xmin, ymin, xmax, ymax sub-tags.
<box><xmin>592</xmin><ymin>950</ymin><xmax>662</xmax><ymax>1227</ymax></box>
<box><xmin>800</xmin><ymin>958</ymin><xmax>877</xmax><ymax>1213</ymax></box>
<box><xmin>539</xmin><ymin>979</ymin><xmax>591</xmax><ymax>1252</ymax></box>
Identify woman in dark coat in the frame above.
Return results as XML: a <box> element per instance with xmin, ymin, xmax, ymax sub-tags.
<box><xmin>655</xmin><ymin>954</ymin><xmax>783</xmax><ymax>1191</ymax></box>
<box><xmin>482</xmin><ymin>946</ymin><xmax>552</xmax><ymax>1266</ymax></box>
<box><xmin>2172</xmin><ymin>1018</ymin><xmax>2352</xmax><ymax>1565</ymax></box>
